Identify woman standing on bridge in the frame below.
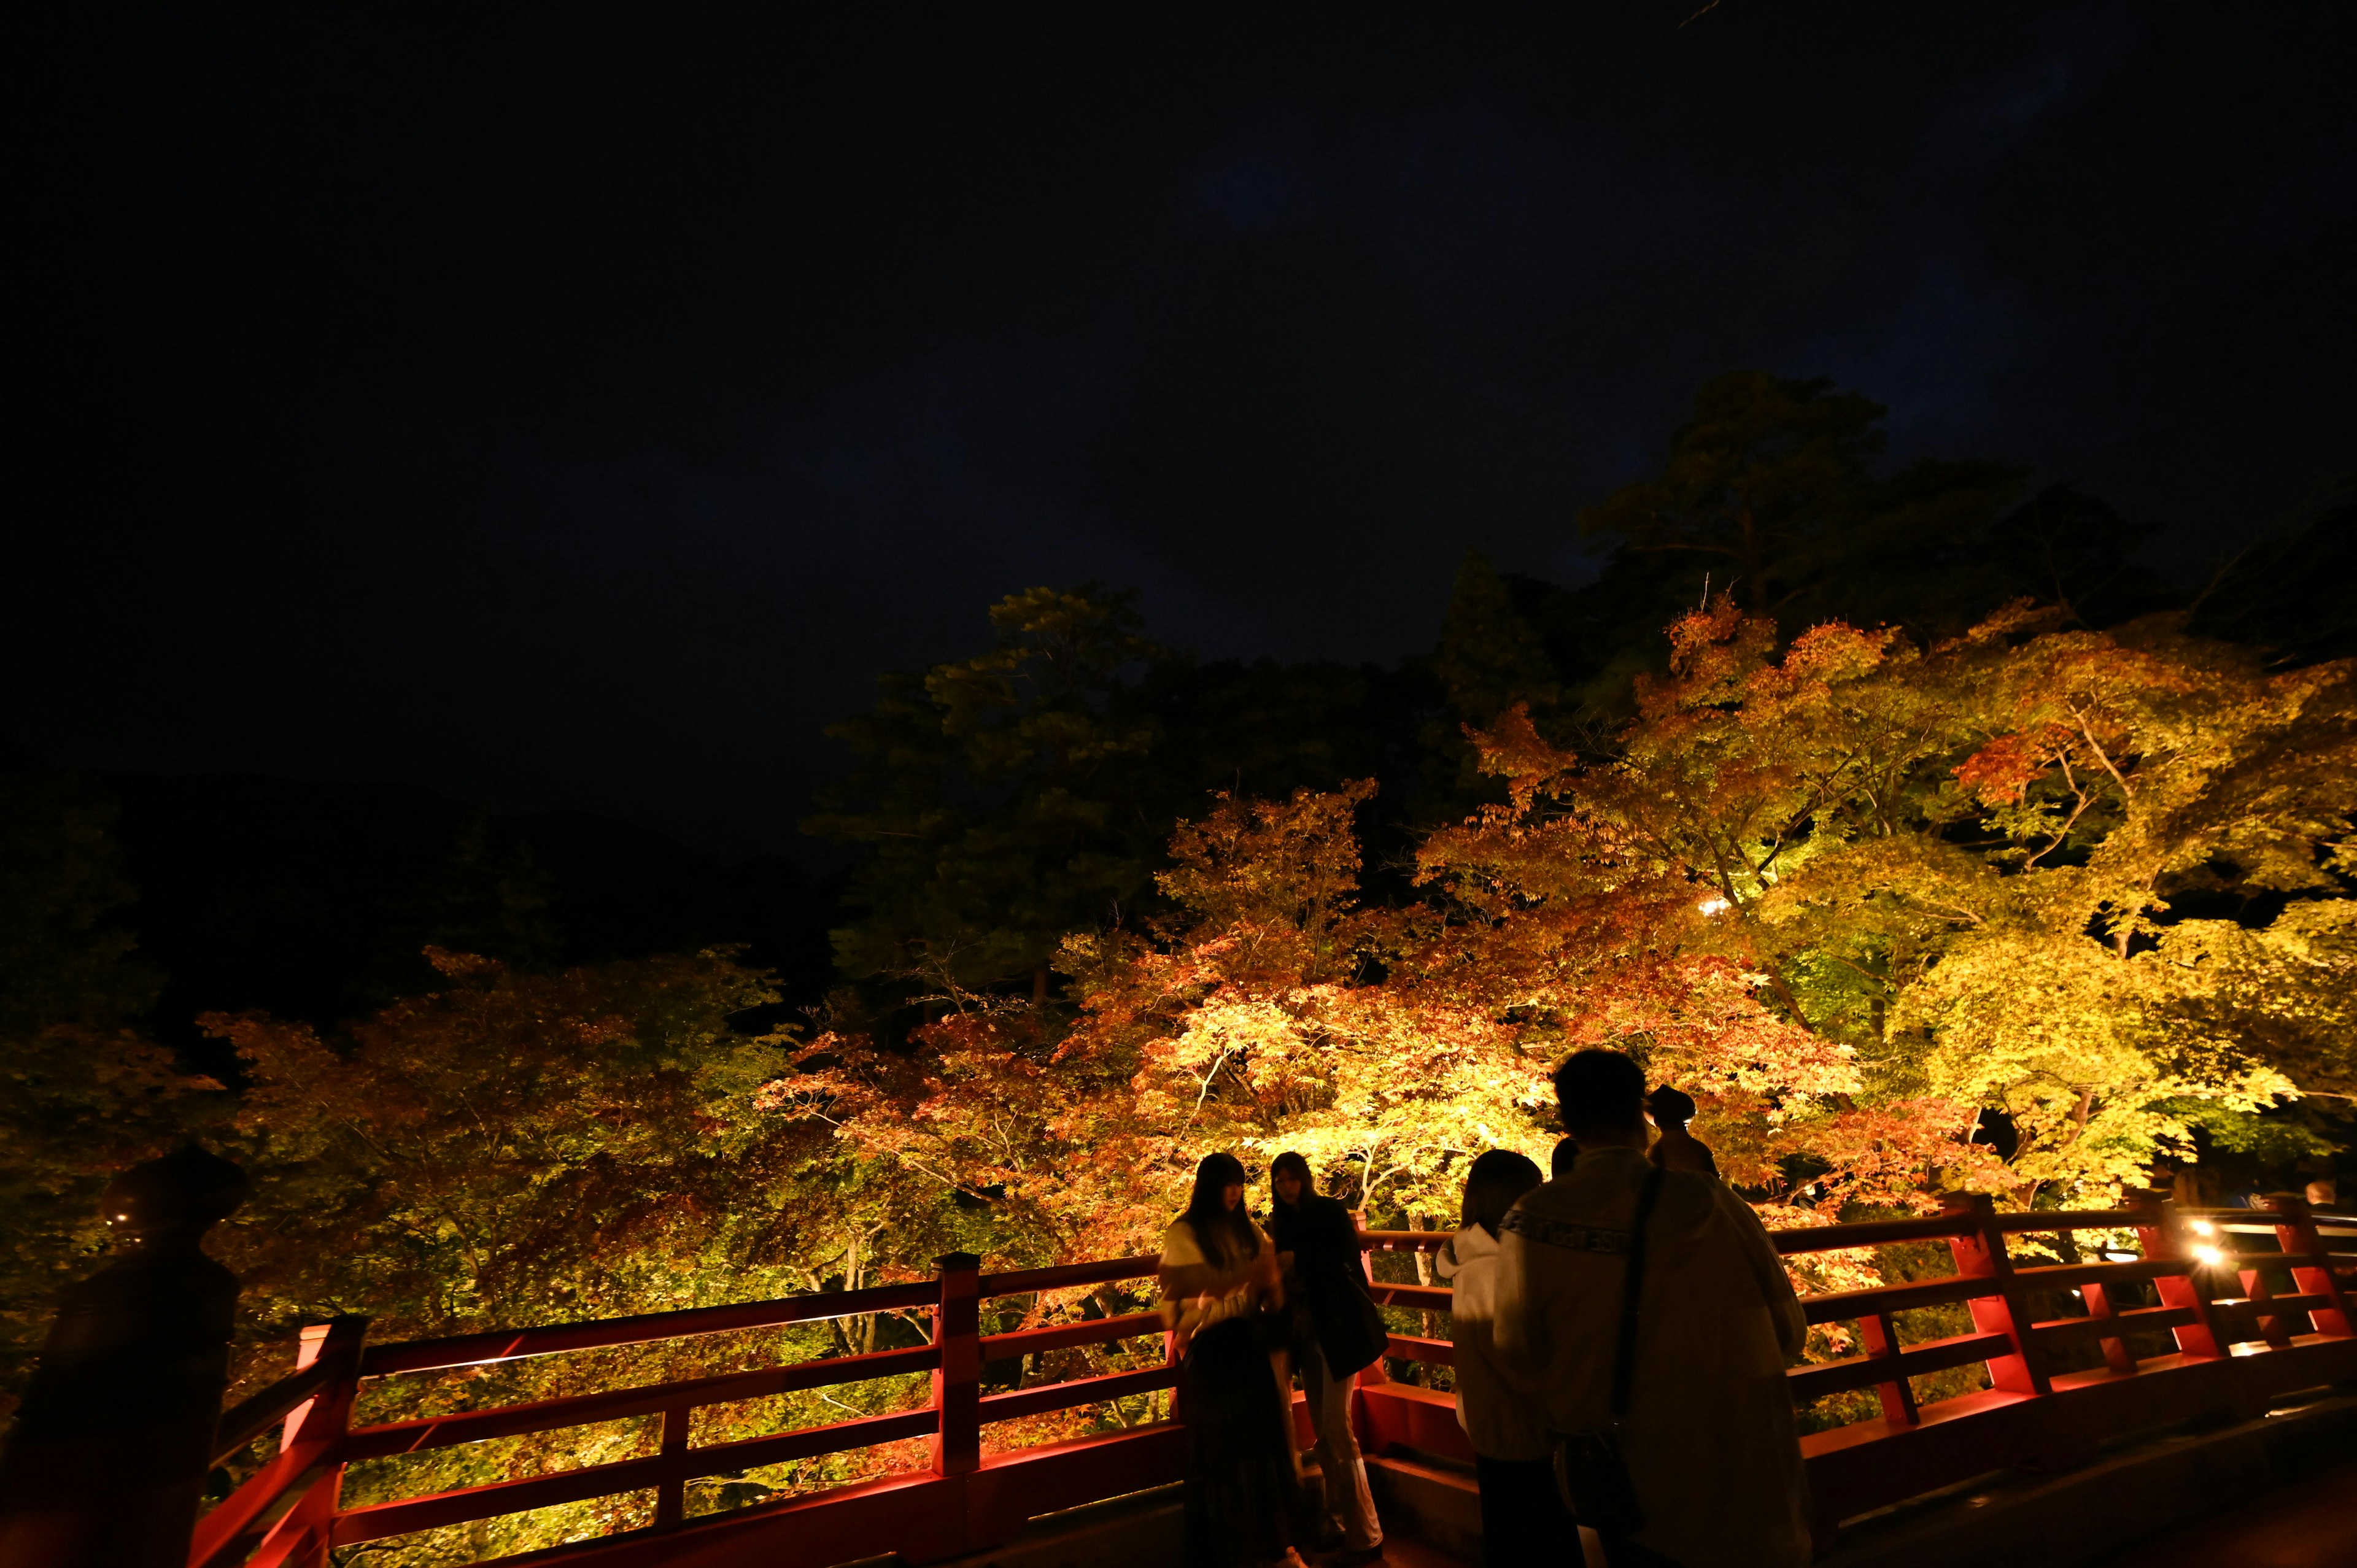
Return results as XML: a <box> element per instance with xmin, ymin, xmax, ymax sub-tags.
<box><xmin>1161</xmin><ymin>1151</ymin><xmax>1309</xmax><ymax>1568</ymax></box>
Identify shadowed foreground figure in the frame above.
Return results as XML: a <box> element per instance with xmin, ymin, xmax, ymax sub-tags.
<box><xmin>1496</xmin><ymin>1051</ymin><xmax>1809</xmax><ymax>1567</ymax></box>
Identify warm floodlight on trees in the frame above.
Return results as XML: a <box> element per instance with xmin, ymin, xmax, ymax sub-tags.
<box><xmin>1697</xmin><ymin>896</ymin><xmax>1730</xmax><ymax>916</ymax></box>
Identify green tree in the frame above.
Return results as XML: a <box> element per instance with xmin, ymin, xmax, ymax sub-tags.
<box><xmin>0</xmin><ymin>757</ymin><xmax>207</xmax><ymax>1422</ymax></box>
<box><xmin>1563</xmin><ymin>375</ymin><xmax>2159</xmax><ymax>717</ymax></box>
<box><xmin>808</xmin><ymin>586</ymin><xmax>1171</xmax><ymax>1006</ymax></box>
<box><xmin>360</xmin><ymin>809</ymin><xmax>562</xmax><ymax>1004</ymax></box>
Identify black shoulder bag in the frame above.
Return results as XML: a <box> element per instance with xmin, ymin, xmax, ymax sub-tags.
<box><xmin>1549</xmin><ymin>1164</ymin><xmax>1666</xmax><ymax>1532</ymax></box>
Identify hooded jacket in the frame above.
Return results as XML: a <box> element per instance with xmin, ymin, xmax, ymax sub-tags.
<box><xmin>1494</xmin><ymin>1144</ymin><xmax>1811</xmax><ymax>1568</ymax></box>
<box><xmin>1434</xmin><ymin>1221</ymin><xmax>1551</xmax><ymax>1461</ymax></box>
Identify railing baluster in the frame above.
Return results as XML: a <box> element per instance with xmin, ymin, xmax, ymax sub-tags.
<box><xmin>2078</xmin><ymin>1280</ymin><xmax>2137</xmax><ymax>1375</ymax></box>
<box><xmin>2135</xmin><ymin>1195</ymin><xmax>2227</xmax><ymax>1359</ymax></box>
<box><xmin>1940</xmin><ymin>1192</ymin><xmax>2051</xmax><ymax>1397</ymax></box>
<box><xmin>654</xmin><ymin>1405</ymin><xmax>691</xmax><ymax>1527</ymax></box>
<box><xmin>2265</xmin><ymin>1193</ymin><xmax>2351</xmax><ymax>1338</ymax></box>
<box><xmin>260</xmin><ymin>1316</ymin><xmax>368</xmax><ymax>1568</ymax></box>
<box><xmin>933</xmin><ymin>1253</ymin><xmax>982</xmax><ymax>1478</ymax></box>
<box><xmin>1856</xmin><ymin>1309</ymin><xmax>1919</xmax><ymax>1426</ymax></box>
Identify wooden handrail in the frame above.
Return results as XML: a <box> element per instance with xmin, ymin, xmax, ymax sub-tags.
<box><xmin>330</xmin><ymin>1406</ymin><xmax>942</xmax><ymax>1548</ymax></box>
<box><xmin>209</xmin><ymin>1359</ymin><xmax>337</xmax><ymax>1469</ymax></box>
<box><xmin>343</xmin><ymin>1342</ymin><xmax>943</xmax><ymax>1462</ymax></box>
<box><xmin>176</xmin><ymin>1194</ymin><xmax>2357</xmax><ymax>1568</ymax></box>
<box><xmin>978</xmin><ymin>1255</ymin><xmax>1161</xmax><ymax>1296</ymax></box>
<box><xmin>359</xmin><ymin>1278</ymin><xmax>942</xmax><ymax>1376</ymax></box>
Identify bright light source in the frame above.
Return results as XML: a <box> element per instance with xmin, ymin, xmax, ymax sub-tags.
<box><xmin>2189</xmin><ymin>1219</ymin><xmax>2216</xmax><ymax>1236</ymax></box>
<box><xmin>2193</xmin><ymin>1244</ymin><xmax>2226</xmax><ymax>1269</ymax></box>
<box><xmin>2101</xmin><ymin>1249</ymin><xmax>2138</xmax><ymax>1262</ymax></box>
<box><xmin>1697</xmin><ymin>897</ymin><xmax>1731</xmax><ymax>916</ymax></box>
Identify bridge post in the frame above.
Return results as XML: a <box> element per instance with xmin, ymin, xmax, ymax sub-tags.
<box><xmin>1940</xmin><ymin>1192</ymin><xmax>2051</xmax><ymax>1397</ymax></box>
<box><xmin>0</xmin><ymin>1146</ymin><xmax>248</xmax><ymax>1568</ymax></box>
<box><xmin>253</xmin><ymin>1315</ymin><xmax>369</xmax><ymax>1568</ymax></box>
<box><xmin>2134</xmin><ymin>1194</ymin><xmax>2228</xmax><ymax>1359</ymax></box>
<box><xmin>932</xmin><ymin>1253</ymin><xmax>983</xmax><ymax>1479</ymax></box>
<box><xmin>2263</xmin><ymin>1193</ymin><xmax>2351</xmax><ymax>1338</ymax></box>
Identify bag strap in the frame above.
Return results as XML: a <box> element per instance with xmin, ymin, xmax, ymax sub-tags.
<box><xmin>1607</xmin><ymin>1164</ymin><xmax>1667</xmax><ymax>1420</ymax></box>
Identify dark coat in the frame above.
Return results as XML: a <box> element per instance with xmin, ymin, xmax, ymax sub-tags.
<box><xmin>1270</xmin><ymin>1192</ymin><xmax>1388</xmax><ymax>1377</ymax></box>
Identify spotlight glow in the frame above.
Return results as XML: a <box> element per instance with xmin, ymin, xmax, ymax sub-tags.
<box><xmin>1697</xmin><ymin>897</ymin><xmax>1731</xmax><ymax>916</ymax></box>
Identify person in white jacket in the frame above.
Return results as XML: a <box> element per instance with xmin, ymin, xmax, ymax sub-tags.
<box><xmin>1435</xmin><ymin>1148</ymin><xmax>1572</xmax><ymax>1567</ymax></box>
<box><xmin>1495</xmin><ymin>1051</ymin><xmax>1811</xmax><ymax>1568</ymax></box>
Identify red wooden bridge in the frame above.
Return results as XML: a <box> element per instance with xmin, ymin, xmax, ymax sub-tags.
<box><xmin>6</xmin><ymin>1176</ymin><xmax>2353</xmax><ymax>1568</ymax></box>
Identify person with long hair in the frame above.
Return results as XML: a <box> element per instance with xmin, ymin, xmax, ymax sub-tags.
<box><xmin>1160</xmin><ymin>1151</ymin><xmax>1306</xmax><ymax>1568</ymax></box>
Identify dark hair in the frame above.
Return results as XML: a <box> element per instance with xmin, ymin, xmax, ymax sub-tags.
<box><xmin>1182</xmin><ymin>1151</ymin><xmax>1256</xmax><ymax>1270</ymax></box>
<box><xmin>1555</xmin><ymin>1049</ymin><xmax>1648</xmax><ymax>1139</ymax></box>
<box><xmin>1462</xmin><ymin>1149</ymin><xmax>1545</xmax><ymax>1238</ymax></box>
<box><xmin>1269</xmin><ymin>1151</ymin><xmax>1314</xmax><ymax>1202</ymax></box>
<box><xmin>1649</xmin><ymin>1084</ymin><xmax>1698</xmax><ymax>1129</ymax></box>
<box><xmin>1550</xmin><ymin>1135</ymin><xmax>1579</xmax><ymax>1179</ymax></box>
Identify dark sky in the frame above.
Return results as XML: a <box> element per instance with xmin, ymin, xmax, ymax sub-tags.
<box><xmin>15</xmin><ymin>3</ymin><xmax>2353</xmax><ymax>860</ymax></box>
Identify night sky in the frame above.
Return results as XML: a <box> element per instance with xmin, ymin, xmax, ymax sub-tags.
<box><xmin>15</xmin><ymin>4</ymin><xmax>2353</xmax><ymax>860</ymax></box>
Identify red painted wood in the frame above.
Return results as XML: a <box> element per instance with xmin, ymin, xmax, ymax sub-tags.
<box><xmin>1773</xmin><ymin>1214</ymin><xmax>1974</xmax><ymax>1253</ymax></box>
<box><xmin>1988</xmin><ymin>1206</ymin><xmax>2161</xmax><ymax>1234</ymax></box>
<box><xmin>1358</xmin><ymin>1230</ymin><xmax>1452</xmax><ymax>1253</ymax></box>
<box><xmin>2137</xmin><ymin>1199</ymin><xmax>2228</xmax><ymax>1360</ymax></box>
<box><xmin>359</xmin><ymin>1280</ymin><xmax>941</xmax><ymax>1375</ymax></box>
<box><xmin>1384</xmin><ymin>1334</ymin><xmax>1451</xmax><ymax>1367</ymax></box>
<box><xmin>1798</xmin><ymin>1272</ymin><xmax>1991</xmax><ymax>1324</ymax></box>
<box><xmin>977</xmin><ymin>1310</ymin><xmax>1163</xmax><ymax>1361</ymax></box>
<box><xmin>177</xmin><ymin>1195</ymin><xmax>2357</xmax><ymax>1568</ymax></box>
<box><xmin>189</xmin><ymin>1316</ymin><xmax>365</xmax><ymax>1568</ymax></box>
<box><xmin>1856</xmin><ymin>1310</ymin><xmax>1919</xmax><ymax>1426</ymax></box>
<box><xmin>1356</xmin><ymin>1381</ymin><xmax>1474</xmax><ymax>1466</ymax></box>
<box><xmin>932</xmin><ymin>1254</ymin><xmax>981</xmax><ymax>1478</ymax></box>
<box><xmin>654</xmin><ymin>1407</ymin><xmax>689</xmax><ymax>1529</ymax></box>
<box><xmin>2029</xmin><ymin>1303</ymin><xmax>2194</xmax><ymax>1353</ymax></box>
<box><xmin>343</xmin><ymin>1342</ymin><xmax>940</xmax><ymax>1462</ymax></box>
<box><xmin>1941</xmin><ymin>1192</ymin><xmax>2052</xmax><ymax>1396</ymax></box>
<box><xmin>1785</xmin><ymin>1330</ymin><xmax>2012</xmax><ymax>1402</ymax></box>
<box><xmin>330</xmin><ymin>1406</ymin><xmax>939</xmax><ymax>1546</ymax></box>
<box><xmin>1364</xmin><ymin>1282</ymin><xmax>1452</xmax><ymax>1312</ymax></box>
<box><xmin>2265</xmin><ymin>1195</ymin><xmax>2353</xmax><ymax>1337</ymax></box>
<box><xmin>208</xmin><ymin>1359</ymin><xmax>336</xmax><ymax>1469</ymax></box>
<box><xmin>977</xmin><ymin>1256</ymin><xmax>1160</xmax><ymax>1297</ymax></box>
<box><xmin>975</xmin><ymin>1364</ymin><xmax>1177</xmax><ymax>1425</ymax></box>
<box><xmin>2073</xmin><ymin>1281</ymin><xmax>2138</xmax><ymax>1375</ymax></box>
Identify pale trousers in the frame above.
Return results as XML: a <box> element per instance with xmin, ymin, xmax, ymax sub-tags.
<box><xmin>1299</xmin><ymin>1342</ymin><xmax>1382</xmax><ymax>1550</ymax></box>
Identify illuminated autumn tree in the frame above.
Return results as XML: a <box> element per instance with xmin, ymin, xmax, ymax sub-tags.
<box><xmin>1431</xmin><ymin>596</ymin><xmax>2352</xmax><ymax>1207</ymax></box>
<box><xmin>783</xmin><ymin>782</ymin><xmax>1554</xmax><ymax>1256</ymax></box>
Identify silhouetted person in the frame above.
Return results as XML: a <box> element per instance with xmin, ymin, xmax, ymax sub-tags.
<box><xmin>1551</xmin><ymin>1135</ymin><xmax>1578</xmax><ymax>1178</ymax></box>
<box><xmin>1436</xmin><ymin>1149</ymin><xmax>1572</xmax><ymax>1567</ymax></box>
<box><xmin>1496</xmin><ymin>1050</ymin><xmax>1809</xmax><ymax>1567</ymax></box>
<box><xmin>1646</xmin><ymin>1086</ymin><xmax>1719</xmax><ymax>1178</ymax></box>
<box><xmin>1268</xmin><ymin>1151</ymin><xmax>1386</xmax><ymax>1564</ymax></box>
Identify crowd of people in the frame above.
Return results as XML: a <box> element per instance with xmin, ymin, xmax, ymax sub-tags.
<box><xmin>1157</xmin><ymin>1048</ymin><xmax>1809</xmax><ymax>1568</ymax></box>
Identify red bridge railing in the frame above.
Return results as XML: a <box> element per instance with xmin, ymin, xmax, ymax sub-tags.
<box><xmin>6</xmin><ymin>1172</ymin><xmax>2352</xmax><ymax>1568</ymax></box>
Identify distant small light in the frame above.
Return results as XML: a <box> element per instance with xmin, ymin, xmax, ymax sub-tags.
<box><xmin>2101</xmin><ymin>1249</ymin><xmax>2138</xmax><ymax>1262</ymax></box>
<box><xmin>1697</xmin><ymin>897</ymin><xmax>1731</xmax><ymax>916</ymax></box>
